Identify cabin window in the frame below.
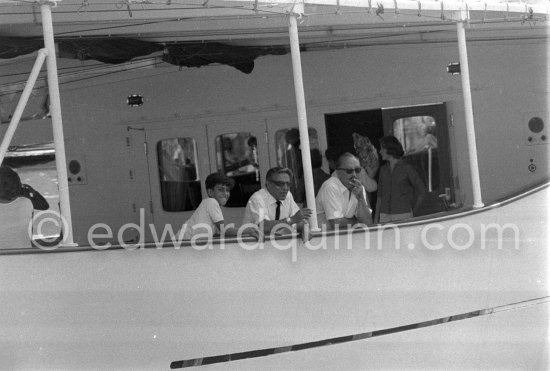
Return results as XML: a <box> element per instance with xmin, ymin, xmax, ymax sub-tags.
<box><xmin>156</xmin><ymin>138</ymin><xmax>202</xmax><ymax>212</ymax></box>
<box><xmin>392</xmin><ymin>115</ymin><xmax>439</xmax><ymax>189</ymax></box>
<box><xmin>274</xmin><ymin>128</ymin><xmax>319</xmax><ymax>203</ymax></box>
<box><xmin>214</xmin><ymin>132</ymin><xmax>260</xmax><ymax>207</ymax></box>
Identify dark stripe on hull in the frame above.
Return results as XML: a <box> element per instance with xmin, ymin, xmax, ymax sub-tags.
<box><xmin>170</xmin><ymin>296</ymin><xmax>549</xmax><ymax>368</ymax></box>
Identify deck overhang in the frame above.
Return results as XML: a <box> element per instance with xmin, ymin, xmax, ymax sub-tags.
<box><xmin>0</xmin><ymin>0</ymin><xmax>547</xmax><ymax>46</ymax></box>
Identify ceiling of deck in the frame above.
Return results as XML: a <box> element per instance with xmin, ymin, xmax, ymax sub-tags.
<box><xmin>0</xmin><ymin>0</ymin><xmax>547</xmax><ymax>74</ymax></box>
<box><xmin>0</xmin><ymin>0</ymin><xmax>548</xmax><ymax>44</ymax></box>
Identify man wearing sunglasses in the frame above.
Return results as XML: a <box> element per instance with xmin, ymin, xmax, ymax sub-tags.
<box><xmin>316</xmin><ymin>153</ymin><xmax>376</xmax><ymax>229</ymax></box>
<box><xmin>243</xmin><ymin>167</ymin><xmax>312</xmax><ymax>237</ymax></box>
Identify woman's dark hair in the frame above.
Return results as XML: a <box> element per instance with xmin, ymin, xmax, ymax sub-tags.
<box><xmin>0</xmin><ymin>166</ymin><xmax>22</xmax><ymax>200</ymax></box>
<box><xmin>379</xmin><ymin>136</ymin><xmax>404</xmax><ymax>159</ymax></box>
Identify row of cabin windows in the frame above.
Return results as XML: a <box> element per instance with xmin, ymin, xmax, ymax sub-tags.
<box><xmin>157</xmin><ymin>116</ymin><xmax>438</xmax><ymax>212</ymax></box>
<box><xmin>157</xmin><ymin>128</ymin><xmax>320</xmax><ymax>211</ymax></box>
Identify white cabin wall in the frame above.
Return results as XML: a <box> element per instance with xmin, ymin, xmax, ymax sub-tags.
<box><xmin>466</xmin><ymin>41</ymin><xmax>548</xmax><ymax>201</ymax></box>
<box><xmin>2</xmin><ymin>36</ymin><xmax>546</xmax><ymax>243</ymax></box>
<box><xmin>0</xmin><ymin>119</ymin><xmax>53</xmax><ymax>147</ymax></box>
<box><xmin>56</xmin><ymin>43</ymin><xmax>469</xmax><ymax>244</ymax></box>
<box><xmin>57</xmin><ymin>39</ymin><xmax>550</xmax><ymax>242</ymax></box>
<box><xmin>58</xmin><ymin>61</ymin><xmax>301</xmax><ymax>244</ymax></box>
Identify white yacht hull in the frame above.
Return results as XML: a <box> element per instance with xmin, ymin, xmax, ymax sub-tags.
<box><xmin>1</xmin><ymin>183</ymin><xmax>547</xmax><ymax>369</ymax></box>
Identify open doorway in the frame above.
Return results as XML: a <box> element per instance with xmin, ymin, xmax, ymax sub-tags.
<box><xmin>325</xmin><ymin>103</ymin><xmax>453</xmax><ymax>219</ymax></box>
<box><xmin>325</xmin><ymin>109</ymin><xmax>384</xmax><ymax>213</ymax></box>
<box><xmin>325</xmin><ymin>109</ymin><xmax>384</xmax><ymax>164</ymax></box>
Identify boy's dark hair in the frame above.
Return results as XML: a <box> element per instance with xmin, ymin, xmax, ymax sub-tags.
<box><xmin>205</xmin><ymin>173</ymin><xmax>235</xmax><ymax>190</ymax></box>
<box><xmin>0</xmin><ymin>166</ymin><xmax>22</xmax><ymax>200</ymax></box>
<box><xmin>379</xmin><ymin>136</ymin><xmax>405</xmax><ymax>159</ymax></box>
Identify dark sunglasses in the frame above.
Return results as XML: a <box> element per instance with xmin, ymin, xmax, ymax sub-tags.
<box><xmin>337</xmin><ymin>167</ymin><xmax>362</xmax><ymax>174</ymax></box>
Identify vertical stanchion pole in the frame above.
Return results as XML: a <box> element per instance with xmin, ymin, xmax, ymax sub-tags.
<box><xmin>457</xmin><ymin>11</ymin><xmax>484</xmax><ymax>208</ymax></box>
<box><xmin>41</xmin><ymin>3</ymin><xmax>77</xmax><ymax>245</ymax></box>
<box><xmin>288</xmin><ymin>4</ymin><xmax>318</xmax><ymax>231</ymax></box>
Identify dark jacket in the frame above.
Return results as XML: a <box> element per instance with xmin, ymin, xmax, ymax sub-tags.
<box><xmin>377</xmin><ymin>160</ymin><xmax>425</xmax><ymax>215</ymax></box>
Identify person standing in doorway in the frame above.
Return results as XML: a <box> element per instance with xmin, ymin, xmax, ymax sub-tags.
<box><xmin>374</xmin><ymin>136</ymin><xmax>426</xmax><ymax>223</ymax></box>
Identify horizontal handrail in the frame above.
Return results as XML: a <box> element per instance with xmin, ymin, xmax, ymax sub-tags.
<box><xmin>1</xmin><ymin>180</ymin><xmax>548</xmax><ymax>256</ymax></box>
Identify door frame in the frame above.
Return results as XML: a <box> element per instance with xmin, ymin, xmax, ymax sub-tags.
<box><xmin>141</xmin><ymin>122</ymin><xmax>210</xmax><ymax>241</ymax></box>
<box><xmin>381</xmin><ymin>102</ymin><xmax>454</xmax><ymax>214</ymax></box>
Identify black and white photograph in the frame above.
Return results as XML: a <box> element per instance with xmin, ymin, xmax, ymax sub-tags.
<box><xmin>0</xmin><ymin>0</ymin><xmax>548</xmax><ymax>369</ymax></box>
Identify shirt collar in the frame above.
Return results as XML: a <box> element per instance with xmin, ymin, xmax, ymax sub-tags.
<box><xmin>263</xmin><ymin>188</ymin><xmax>282</xmax><ymax>205</ymax></box>
<box><xmin>330</xmin><ymin>173</ymin><xmax>350</xmax><ymax>194</ymax></box>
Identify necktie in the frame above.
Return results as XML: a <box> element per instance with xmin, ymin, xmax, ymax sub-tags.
<box><xmin>275</xmin><ymin>200</ymin><xmax>281</xmax><ymax>220</ymax></box>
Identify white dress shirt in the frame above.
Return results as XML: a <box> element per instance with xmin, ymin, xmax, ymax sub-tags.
<box><xmin>181</xmin><ymin>197</ymin><xmax>224</xmax><ymax>239</ymax></box>
<box><xmin>315</xmin><ymin>175</ymin><xmax>369</xmax><ymax>225</ymax></box>
<box><xmin>242</xmin><ymin>188</ymin><xmax>300</xmax><ymax>225</ymax></box>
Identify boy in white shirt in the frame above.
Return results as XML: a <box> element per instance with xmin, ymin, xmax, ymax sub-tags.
<box><xmin>182</xmin><ymin>173</ymin><xmax>257</xmax><ymax>240</ymax></box>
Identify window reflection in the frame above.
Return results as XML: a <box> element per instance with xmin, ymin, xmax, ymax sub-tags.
<box><xmin>215</xmin><ymin>132</ymin><xmax>260</xmax><ymax>207</ymax></box>
<box><xmin>274</xmin><ymin>128</ymin><xmax>319</xmax><ymax>203</ymax></box>
<box><xmin>393</xmin><ymin>116</ymin><xmax>438</xmax><ymax>155</ymax></box>
<box><xmin>393</xmin><ymin>116</ymin><xmax>439</xmax><ymax>190</ymax></box>
<box><xmin>157</xmin><ymin>138</ymin><xmax>201</xmax><ymax>211</ymax></box>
